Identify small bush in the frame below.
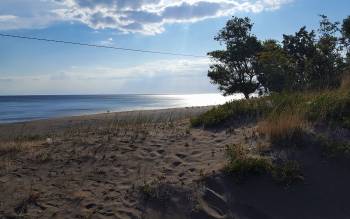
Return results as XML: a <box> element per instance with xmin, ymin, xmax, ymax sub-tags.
<box><xmin>140</xmin><ymin>181</ymin><xmax>156</xmax><ymax>200</ymax></box>
<box><xmin>317</xmin><ymin>135</ymin><xmax>350</xmax><ymax>158</ymax></box>
<box><xmin>225</xmin><ymin>144</ymin><xmax>272</xmax><ymax>180</ymax></box>
<box><xmin>191</xmin><ymin>97</ymin><xmax>270</xmax><ymax>128</ymax></box>
<box><xmin>272</xmin><ymin>161</ymin><xmax>304</xmax><ymax>186</ymax></box>
<box><xmin>306</xmin><ymin>90</ymin><xmax>350</xmax><ymax>128</ymax></box>
<box><xmin>225</xmin><ymin>144</ymin><xmax>304</xmax><ymax>185</ymax></box>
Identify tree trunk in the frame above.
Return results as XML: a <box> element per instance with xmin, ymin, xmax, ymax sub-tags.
<box><xmin>244</xmin><ymin>93</ymin><xmax>250</xmax><ymax>99</ymax></box>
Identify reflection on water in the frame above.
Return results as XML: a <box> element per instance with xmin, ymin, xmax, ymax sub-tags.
<box><xmin>0</xmin><ymin>93</ymin><xmax>243</xmax><ymax>123</ymax></box>
<box><xmin>153</xmin><ymin>93</ymin><xmax>243</xmax><ymax>108</ymax></box>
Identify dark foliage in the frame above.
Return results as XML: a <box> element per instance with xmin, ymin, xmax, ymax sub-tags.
<box><xmin>207</xmin><ymin>17</ymin><xmax>263</xmax><ymax>99</ymax></box>
<box><xmin>208</xmin><ymin>15</ymin><xmax>350</xmax><ymax>95</ymax></box>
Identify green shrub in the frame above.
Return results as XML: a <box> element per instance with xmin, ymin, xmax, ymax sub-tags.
<box><xmin>191</xmin><ymin>97</ymin><xmax>270</xmax><ymax>128</ymax></box>
<box><xmin>272</xmin><ymin>161</ymin><xmax>304</xmax><ymax>186</ymax></box>
<box><xmin>317</xmin><ymin>135</ymin><xmax>350</xmax><ymax>158</ymax></box>
<box><xmin>225</xmin><ymin>144</ymin><xmax>272</xmax><ymax>180</ymax></box>
<box><xmin>307</xmin><ymin>90</ymin><xmax>350</xmax><ymax>128</ymax></box>
<box><xmin>225</xmin><ymin>145</ymin><xmax>304</xmax><ymax>185</ymax></box>
<box><xmin>226</xmin><ymin>157</ymin><xmax>272</xmax><ymax>177</ymax></box>
<box><xmin>192</xmin><ymin>87</ymin><xmax>350</xmax><ymax>130</ymax></box>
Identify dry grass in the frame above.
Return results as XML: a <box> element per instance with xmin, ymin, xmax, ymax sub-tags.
<box><xmin>0</xmin><ymin>140</ymin><xmax>45</xmax><ymax>173</ymax></box>
<box><xmin>0</xmin><ymin>141</ymin><xmax>22</xmax><ymax>157</ymax></box>
<box><xmin>257</xmin><ymin>113</ymin><xmax>309</xmax><ymax>147</ymax></box>
<box><xmin>0</xmin><ymin>140</ymin><xmax>43</xmax><ymax>157</ymax></box>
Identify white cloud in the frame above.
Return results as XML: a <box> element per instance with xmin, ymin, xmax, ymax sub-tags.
<box><xmin>0</xmin><ymin>0</ymin><xmax>292</xmax><ymax>34</ymax></box>
<box><xmin>0</xmin><ymin>15</ymin><xmax>17</xmax><ymax>21</ymax></box>
<box><xmin>0</xmin><ymin>0</ymin><xmax>66</xmax><ymax>30</ymax></box>
<box><xmin>50</xmin><ymin>57</ymin><xmax>210</xmax><ymax>80</ymax></box>
<box><xmin>0</xmin><ymin>58</ymin><xmax>214</xmax><ymax>94</ymax></box>
<box><xmin>98</xmin><ymin>37</ymin><xmax>114</xmax><ymax>46</ymax></box>
<box><xmin>54</xmin><ymin>0</ymin><xmax>291</xmax><ymax>34</ymax></box>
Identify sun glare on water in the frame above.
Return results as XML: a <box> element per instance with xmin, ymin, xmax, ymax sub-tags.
<box><xmin>156</xmin><ymin>93</ymin><xmax>243</xmax><ymax>107</ymax></box>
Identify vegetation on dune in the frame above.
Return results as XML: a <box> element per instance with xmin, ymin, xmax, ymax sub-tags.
<box><xmin>225</xmin><ymin>144</ymin><xmax>272</xmax><ymax>181</ymax></box>
<box><xmin>193</xmin><ymin>82</ymin><xmax>350</xmax><ymax>184</ymax></box>
<box><xmin>316</xmin><ymin>135</ymin><xmax>350</xmax><ymax>158</ymax></box>
<box><xmin>225</xmin><ymin>144</ymin><xmax>303</xmax><ymax>185</ymax></box>
<box><xmin>258</xmin><ymin>113</ymin><xmax>308</xmax><ymax>148</ymax></box>
<box><xmin>190</xmin><ymin>96</ymin><xmax>270</xmax><ymax>127</ymax></box>
<box><xmin>192</xmin><ymin>83</ymin><xmax>350</xmax><ymax>128</ymax></box>
<box><xmin>196</xmin><ymin>13</ymin><xmax>350</xmax><ymax>184</ymax></box>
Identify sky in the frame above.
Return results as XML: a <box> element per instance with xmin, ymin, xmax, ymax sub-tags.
<box><xmin>0</xmin><ymin>0</ymin><xmax>349</xmax><ymax>95</ymax></box>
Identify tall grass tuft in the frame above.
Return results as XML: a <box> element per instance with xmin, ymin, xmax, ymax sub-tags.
<box><xmin>258</xmin><ymin>113</ymin><xmax>308</xmax><ymax>147</ymax></box>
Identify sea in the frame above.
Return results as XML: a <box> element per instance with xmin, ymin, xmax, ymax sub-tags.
<box><xmin>0</xmin><ymin>93</ymin><xmax>241</xmax><ymax>123</ymax></box>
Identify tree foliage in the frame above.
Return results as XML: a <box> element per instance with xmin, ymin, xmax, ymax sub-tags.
<box><xmin>342</xmin><ymin>16</ymin><xmax>350</xmax><ymax>63</ymax></box>
<box><xmin>312</xmin><ymin>15</ymin><xmax>344</xmax><ymax>89</ymax></box>
<box><xmin>209</xmin><ymin>15</ymin><xmax>350</xmax><ymax>96</ymax></box>
<box><xmin>207</xmin><ymin>17</ymin><xmax>262</xmax><ymax>99</ymax></box>
<box><xmin>257</xmin><ymin>40</ymin><xmax>294</xmax><ymax>93</ymax></box>
<box><xmin>282</xmin><ymin>26</ymin><xmax>317</xmax><ymax>90</ymax></box>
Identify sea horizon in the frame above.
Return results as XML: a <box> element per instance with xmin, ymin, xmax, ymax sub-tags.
<box><xmin>0</xmin><ymin>93</ymin><xmax>241</xmax><ymax>124</ymax></box>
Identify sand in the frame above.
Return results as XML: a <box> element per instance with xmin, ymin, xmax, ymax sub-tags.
<box><xmin>0</xmin><ymin>106</ymin><xmax>231</xmax><ymax>218</ymax></box>
<box><xmin>1</xmin><ymin>107</ymin><xmax>350</xmax><ymax>219</ymax></box>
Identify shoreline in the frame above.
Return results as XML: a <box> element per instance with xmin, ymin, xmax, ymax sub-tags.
<box><xmin>0</xmin><ymin>106</ymin><xmax>213</xmax><ymax>139</ymax></box>
<box><xmin>0</xmin><ymin>105</ymin><xmax>214</xmax><ymax>125</ymax></box>
<box><xmin>0</xmin><ymin>93</ymin><xmax>241</xmax><ymax>125</ymax></box>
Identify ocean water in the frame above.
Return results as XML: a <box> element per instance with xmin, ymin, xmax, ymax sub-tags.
<box><xmin>0</xmin><ymin>94</ymin><xmax>241</xmax><ymax>123</ymax></box>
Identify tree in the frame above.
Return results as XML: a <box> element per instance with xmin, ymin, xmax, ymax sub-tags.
<box><xmin>283</xmin><ymin>26</ymin><xmax>317</xmax><ymax>90</ymax></box>
<box><xmin>310</xmin><ymin>15</ymin><xmax>344</xmax><ymax>89</ymax></box>
<box><xmin>342</xmin><ymin>16</ymin><xmax>350</xmax><ymax>64</ymax></box>
<box><xmin>207</xmin><ymin>17</ymin><xmax>262</xmax><ymax>99</ymax></box>
<box><xmin>257</xmin><ymin>40</ymin><xmax>294</xmax><ymax>93</ymax></box>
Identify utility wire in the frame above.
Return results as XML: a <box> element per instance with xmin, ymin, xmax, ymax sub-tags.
<box><xmin>0</xmin><ymin>33</ymin><xmax>206</xmax><ymax>58</ymax></box>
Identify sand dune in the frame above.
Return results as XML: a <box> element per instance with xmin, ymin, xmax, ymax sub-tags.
<box><xmin>1</xmin><ymin>107</ymin><xmax>350</xmax><ymax>219</ymax></box>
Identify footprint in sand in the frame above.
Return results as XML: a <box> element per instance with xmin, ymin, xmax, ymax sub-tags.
<box><xmin>85</xmin><ymin>203</ymin><xmax>97</xmax><ymax>209</ymax></box>
<box><xmin>156</xmin><ymin>149</ymin><xmax>165</xmax><ymax>154</ymax></box>
<box><xmin>175</xmin><ymin>153</ymin><xmax>187</xmax><ymax>159</ymax></box>
<box><xmin>188</xmin><ymin>168</ymin><xmax>196</xmax><ymax>172</ymax></box>
<box><xmin>172</xmin><ymin>161</ymin><xmax>182</xmax><ymax>167</ymax></box>
<box><xmin>149</xmin><ymin>152</ymin><xmax>158</xmax><ymax>158</ymax></box>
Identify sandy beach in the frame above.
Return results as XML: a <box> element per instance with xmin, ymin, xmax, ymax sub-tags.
<box><xmin>0</xmin><ymin>106</ymin><xmax>231</xmax><ymax>218</ymax></box>
<box><xmin>1</xmin><ymin>106</ymin><xmax>350</xmax><ymax>219</ymax></box>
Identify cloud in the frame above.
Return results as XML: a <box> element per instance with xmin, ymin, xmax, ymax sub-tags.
<box><xmin>98</xmin><ymin>37</ymin><xmax>114</xmax><ymax>46</ymax></box>
<box><xmin>0</xmin><ymin>15</ymin><xmax>17</xmax><ymax>21</ymax></box>
<box><xmin>52</xmin><ymin>0</ymin><xmax>292</xmax><ymax>34</ymax></box>
<box><xmin>0</xmin><ymin>58</ymin><xmax>214</xmax><ymax>94</ymax></box>
<box><xmin>56</xmin><ymin>57</ymin><xmax>211</xmax><ymax>80</ymax></box>
<box><xmin>0</xmin><ymin>0</ymin><xmax>66</xmax><ymax>30</ymax></box>
<box><xmin>0</xmin><ymin>0</ymin><xmax>291</xmax><ymax>34</ymax></box>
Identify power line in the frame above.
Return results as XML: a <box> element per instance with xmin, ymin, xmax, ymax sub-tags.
<box><xmin>0</xmin><ymin>33</ymin><xmax>206</xmax><ymax>58</ymax></box>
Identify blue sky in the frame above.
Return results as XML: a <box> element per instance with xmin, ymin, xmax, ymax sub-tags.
<box><xmin>0</xmin><ymin>0</ymin><xmax>349</xmax><ymax>95</ymax></box>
